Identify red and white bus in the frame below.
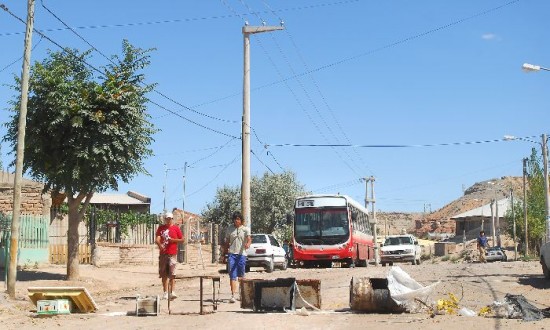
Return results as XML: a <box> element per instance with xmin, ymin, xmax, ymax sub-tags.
<box><xmin>292</xmin><ymin>194</ymin><xmax>373</xmax><ymax>268</ymax></box>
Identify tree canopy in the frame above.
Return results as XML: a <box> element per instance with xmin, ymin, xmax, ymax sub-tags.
<box><xmin>4</xmin><ymin>40</ymin><xmax>156</xmax><ymax>195</ymax></box>
<box><xmin>505</xmin><ymin>148</ymin><xmax>547</xmax><ymax>254</ymax></box>
<box><xmin>202</xmin><ymin>171</ymin><xmax>307</xmax><ymax>235</ymax></box>
<box><xmin>3</xmin><ymin>40</ymin><xmax>156</xmax><ymax>279</ymax></box>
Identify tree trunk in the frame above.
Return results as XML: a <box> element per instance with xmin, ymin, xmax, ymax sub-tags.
<box><xmin>67</xmin><ymin>199</ymin><xmax>81</xmax><ymax>280</ymax></box>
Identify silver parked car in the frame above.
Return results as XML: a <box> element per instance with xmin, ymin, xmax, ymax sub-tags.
<box><xmin>485</xmin><ymin>246</ymin><xmax>508</xmax><ymax>262</ymax></box>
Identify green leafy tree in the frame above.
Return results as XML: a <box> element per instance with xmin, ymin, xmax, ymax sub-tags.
<box><xmin>201</xmin><ymin>185</ymin><xmax>241</xmax><ymax>226</ymax></box>
<box><xmin>505</xmin><ymin>148</ymin><xmax>547</xmax><ymax>254</ymax></box>
<box><xmin>3</xmin><ymin>41</ymin><xmax>156</xmax><ymax>279</ymax></box>
<box><xmin>250</xmin><ymin>171</ymin><xmax>306</xmax><ymax>233</ymax></box>
<box><xmin>202</xmin><ymin>171</ymin><xmax>306</xmax><ymax>235</ymax></box>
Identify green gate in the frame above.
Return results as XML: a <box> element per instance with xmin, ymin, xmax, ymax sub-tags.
<box><xmin>0</xmin><ymin>213</ymin><xmax>49</xmax><ymax>269</ymax></box>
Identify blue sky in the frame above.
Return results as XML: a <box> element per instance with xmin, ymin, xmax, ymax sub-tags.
<box><xmin>0</xmin><ymin>0</ymin><xmax>549</xmax><ymax>216</ymax></box>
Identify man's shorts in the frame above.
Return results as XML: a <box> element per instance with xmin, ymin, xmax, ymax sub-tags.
<box><xmin>159</xmin><ymin>254</ymin><xmax>177</xmax><ymax>278</ymax></box>
<box><xmin>228</xmin><ymin>253</ymin><xmax>246</xmax><ymax>280</ymax></box>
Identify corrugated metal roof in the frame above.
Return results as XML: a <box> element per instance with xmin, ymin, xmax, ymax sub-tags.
<box><xmin>88</xmin><ymin>193</ymin><xmax>150</xmax><ymax>205</ymax></box>
<box><xmin>451</xmin><ymin>198</ymin><xmax>511</xmax><ymax>219</ymax></box>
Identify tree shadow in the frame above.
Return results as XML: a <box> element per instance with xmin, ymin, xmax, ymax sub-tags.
<box><xmin>0</xmin><ymin>268</ymin><xmax>66</xmax><ymax>281</ymax></box>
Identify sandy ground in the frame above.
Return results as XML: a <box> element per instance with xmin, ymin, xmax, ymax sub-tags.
<box><xmin>1</xmin><ymin>257</ymin><xmax>550</xmax><ymax>330</ymax></box>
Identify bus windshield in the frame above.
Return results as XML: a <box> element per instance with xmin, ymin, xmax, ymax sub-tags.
<box><xmin>294</xmin><ymin>208</ymin><xmax>349</xmax><ymax>244</ymax></box>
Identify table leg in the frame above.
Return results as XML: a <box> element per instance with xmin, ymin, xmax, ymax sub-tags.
<box><xmin>212</xmin><ymin>279</ymin><xmax>217</xmax><ymax>311</ymax></box>
<box><xmin>168</xmin><ymin>280</ymin><xmax>172</xmax><ymax>315</ymax></box>
<box><xmin>200</xmin><ymin>277</ymin><xmax>204</xmax><ymax>315</ymax></box>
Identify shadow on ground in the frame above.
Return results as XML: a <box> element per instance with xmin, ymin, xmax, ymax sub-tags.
<box><xmin>0</xmin><ymin>268</ymin><xmax>66</xmax><ymax>281</ymax></box>
<box><xmin>518</xmin><ymin>275</ymin><xmax>550</xmax><ymax>289</ymax></box>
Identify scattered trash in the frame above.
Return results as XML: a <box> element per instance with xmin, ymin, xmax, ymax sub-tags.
<box><xmin>296</xmin><ymin>307</ymin><xmax>309</xmax><ymax>316</ymax></box>
<box><xmin>434</xmin><ymin>293</ymin><xmax>459</xmax><ymax>315</ymax></box>
<box><xmin>100</xmin><ymin>312</ymin><xmax>128</xmax><ymax>317</ymax></box>
<box><xmin>386</xmin><ymin>266</ymin><xmax>439</xmax><ymax>313</ymax></box>
<box><xmin>458</xmin><ymin>307</ymin><xmax>476</xmax><ymax>317</ymax></box>
<box><xmin>484</xmin><ymin>294</ymin><xmax>550</xmax><ymax>321</ymax></box>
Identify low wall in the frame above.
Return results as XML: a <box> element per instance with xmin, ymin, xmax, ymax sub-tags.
<box><xmin>94</xmin><ymin>242</ymin><xmax>157</xmax><ymax>267</ymax></box>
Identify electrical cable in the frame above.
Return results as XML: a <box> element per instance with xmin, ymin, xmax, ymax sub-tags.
<box><xmin>39</xmin><ymin>0</ymin><xmax>237</xmax><ymax>125</ymax></box>
<box><xmin>266</xmin><ymin>135</ymin><xmax>542</xmax><ymax>148</ymax></box>
<box><xmin>0</xmin><ymin>3</ymin><xmax>239</xmax><ymax>139</ymax></box>
<box><xmin>0</xmin><ymin>0</ymin><xmax>361</xmax><ymax>37</ymax></box>
<box><xmin>0</xmin><ymin>34</ymin><xmax>43</xmax><ymax>73</ymax></box>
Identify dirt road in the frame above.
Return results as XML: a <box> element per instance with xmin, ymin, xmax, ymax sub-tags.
<box><xmin>1</xmin><ymin>259</ymin><xmax>549</xmax><ymax>329</ymax></box>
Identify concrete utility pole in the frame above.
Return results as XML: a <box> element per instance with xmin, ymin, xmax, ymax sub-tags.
<box><xmin>163</xmin><ymin>163</ymin><xmax>167</xmax><ymax>213</ymax></box>
<box><xmin>523</xmin><ymin>158</ymin><xmax>529</xmax><ymax>257</ymax></box>
<box><xmin>241</xmin><ymin>24</ymin><xmax>283</xmax><ymax>232</ymax></box>
<box><xmin>183</xmin><ymin>163</ymin><xmax>188</xmax><ymax>263</ymax></box>
<box><xmin>8</xmin><ymin>0</ymin><xmax>35</xmax><ymax>298</ymax></box>
<box><xmin>495</xmin><ymin>196</ymin><xmax>501</xmax><ymax>247</ymax></box>
<box><xmin>364</xmin><ymin>177</ymin><xmax>378</xmax><ymax>266</ymax></box>
<box><xmin>542</xmin><ymin>134</ymin><xmax>550</xmax><ymax>243</ymax></box>
<box><xmin>511</xmin><ymin>188</ymin><xmax>517</xmax><ymax>261</ymax></box>
<box><xmin>490</xmin><ymin>199</ymin><xmax>496</xmax><ymax>246</ymax></box>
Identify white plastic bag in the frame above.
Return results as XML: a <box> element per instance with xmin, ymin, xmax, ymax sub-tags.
<box><xmin>386</xmin><ymin>266</ymin><xmax>439</xmax><ymax>313</ymax></box>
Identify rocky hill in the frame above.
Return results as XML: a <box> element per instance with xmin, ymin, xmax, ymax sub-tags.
<box><xmin>377</xmin><ymin>176</ymin><xmax>523</xmax><ymax>238</ymax></box>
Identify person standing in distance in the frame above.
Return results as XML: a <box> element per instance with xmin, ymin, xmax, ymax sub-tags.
<box><xmin>477</xmin><ymin>230</ymin><xmax>488</xmax><ymax>263</ymax></box>
<box><xmin>156</xmin><ymin>211</ymin><xmax>183</xmax><ymax>300</ymax></box>
<box><xmin>224</xmin><ymin>211</ymin><xmax>251</xmax><ymax>303</ymax></box>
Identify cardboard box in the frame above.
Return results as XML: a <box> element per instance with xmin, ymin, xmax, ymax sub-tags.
<box><xmin>37</xmin><ymin>299</ymin><xmax>71</xmax><ymax>315</ymax></box>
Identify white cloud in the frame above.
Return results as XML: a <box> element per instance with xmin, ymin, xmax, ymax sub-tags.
<box><xmin>481</xmin><ymin>33</ymin><xmax>497</xmax><ymax>40</ymax></box>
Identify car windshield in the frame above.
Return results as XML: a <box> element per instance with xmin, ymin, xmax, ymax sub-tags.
<box><xmin>251</xmin><ymin>235</ymin><xmax>267</xmax><ymax>244</ymax></box>
<box><xmin>384</xmin><ymin>236</ymin><xmax>412</xmax><ymax>246</ymax></box>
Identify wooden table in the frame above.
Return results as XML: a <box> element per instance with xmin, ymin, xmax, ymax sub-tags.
<box><xmin>168</xmin><ymin>275</ymin><xmax>221</xmax><ymax>315</ymax></box>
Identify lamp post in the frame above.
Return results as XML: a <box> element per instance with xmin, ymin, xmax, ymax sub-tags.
<box><xmin>241</xmin><ymin>24</ymin><xmax>283</xmax><ymax>232</ymax></box>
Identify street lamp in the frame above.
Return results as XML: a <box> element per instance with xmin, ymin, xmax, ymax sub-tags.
<box><xmin>522</xmin><ymin>63</ymin><xmax>550</xmax><ymax>72</ymax></box>
<box><xmin>241</xmin><ymin>24</ymin><xmax>284</xmax><ymax>232</ymax></box>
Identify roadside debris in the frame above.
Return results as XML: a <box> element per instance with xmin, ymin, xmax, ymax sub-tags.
<box><xmin>386</xmin><ymin>266</ymin><xmax>439</xmax><ymax>313</ymax></box>
<box><xmin>350</xmin><ymin>266</ymin><xmax>439</xmax><ymax>313</ymax></box>
<box><xmin>483</xmin><ymin>294</ymin><xmax>550</xmax><ymax>321</ymax></box>
<box><xmin>28</xmin><ymin>287</ymin><xmax>98</xmax><ymax>313</ymax></box>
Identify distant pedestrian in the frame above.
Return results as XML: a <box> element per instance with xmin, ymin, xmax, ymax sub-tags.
<box><xmin>224</xmin><ymin>211</ymin><xmax>251</xmax><ymax>303</ymax></box>
<box><xmin>156</xmin><ymin>211</ymin><xmax>184</xmax><ymax>300</ymax></box>
<box><xmin>477</xmin><ymin>230</ymin><xmax>488</xmax><ymax>263</ymax></box>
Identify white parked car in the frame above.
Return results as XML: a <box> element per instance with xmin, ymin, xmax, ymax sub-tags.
<box><xmin>246</xmin><ymin>234</ymin><xmax>287</xmax><ymax>273</ymax></box>
<box><xmin>380</xmin><ymin>234</ymin><xmax>422</xmax><ymax>266</ymax></box>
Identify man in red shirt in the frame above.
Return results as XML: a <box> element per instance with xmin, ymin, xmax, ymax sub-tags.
<box><xmin>155</xmin><ymin>212</ymin><xmax>183</xmax><ymax>300</ymax></box>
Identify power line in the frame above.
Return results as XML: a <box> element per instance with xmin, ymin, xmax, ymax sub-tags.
<box><xmin>0</xmin><ymin>34</ymin><xmax>43</xmax><ymax>73</ymax></box>
<box><xmin>266</xmin><ymin>135</ymin><xmax>540</xmax><ymax>148</ymax></box>
<box><xmin>256</xmin><ymin>5</ymin><xmax>368</xmax><ymax>177</ymax></box>
<box><xmin>0</xmin><ymin>0</ymin><xmax>360</xmax><ymax>37</ymax></box>
<box><xmin>39</xmin><ymin>0</ymin><xmax>237</xmax><ymax>126</ymax></box>
<box><xmin>198</xmin><ymin>0</ymin><xmax>523</xmax><ymax>110</ymax></box>
<box><xmin>1</xmin><ymin>3</ymin><xmax>239</xmax><ymax>139</ymax></box>
<box><xmin>251</xmin><ymin>149</ymin><xmax>274</xmax><ymax>174</ymax></box>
